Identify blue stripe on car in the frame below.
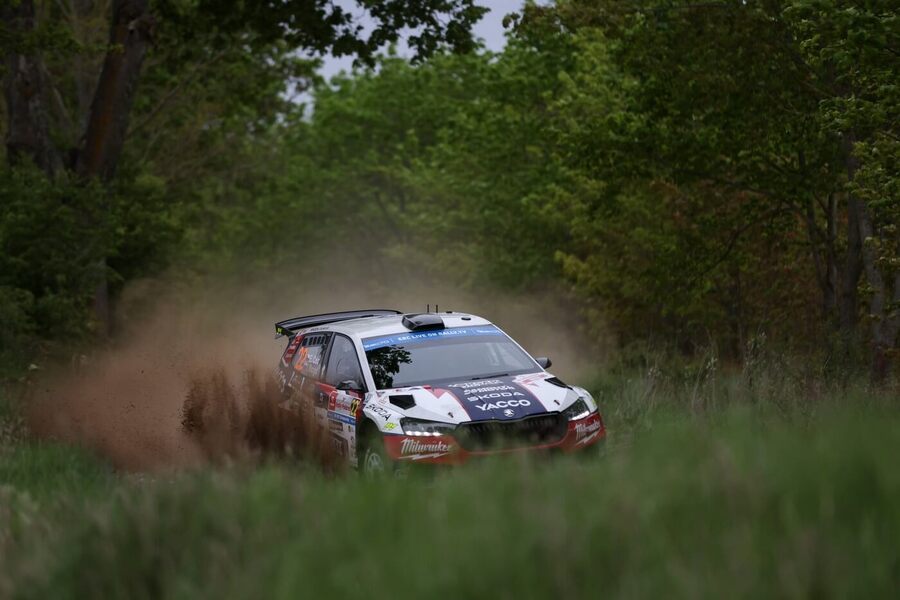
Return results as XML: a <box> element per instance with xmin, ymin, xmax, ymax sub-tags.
<box><xmin>362</xmin><ymin>326</ymin><xmax>504</xmax><ymax>351</ymax></box>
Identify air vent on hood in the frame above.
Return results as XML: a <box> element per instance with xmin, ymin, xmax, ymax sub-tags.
<box><xmin>544</xmin><ymin>377</ymin><xmax>571</xmax><ymax>389</ymax></box>
<box><xmin>401</xmin><ymin>313</ymin><xmax>445</xmax><ymax>331</ymax></box>
<box><xmin>390</xmin><ymin>394</ymin><xmax>416</xmax><ymax>410</ymax></box>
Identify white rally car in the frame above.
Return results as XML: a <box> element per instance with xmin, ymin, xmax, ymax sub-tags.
<box><xmin>275</xmin><ymin>309</ymin><xmax>605</xmax><ymax>473</ymax></box>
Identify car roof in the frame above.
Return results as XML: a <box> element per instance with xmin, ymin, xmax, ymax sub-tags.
<box><xmin>302</xmin><ymin>312</ymin><xmax>494</xmax><ymax>340</ymax></box>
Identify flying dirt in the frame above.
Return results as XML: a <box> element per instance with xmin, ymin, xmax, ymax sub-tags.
<box><xmin>26</xmin><ymin>270</ymin><xmax>598</xmax><ymax>472</ymax></box>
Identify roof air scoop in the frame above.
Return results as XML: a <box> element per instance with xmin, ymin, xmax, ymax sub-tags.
<box><xmin>402</xmin><ymin>313</ymin><xmax>445</xmax><ymax>331</ymax></box>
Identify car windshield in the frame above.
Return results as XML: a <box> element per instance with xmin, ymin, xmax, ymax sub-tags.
<box><xmin>363</xmin><ymin>325</ymin><xmax>539</xmax><ymax>389</ymax></box>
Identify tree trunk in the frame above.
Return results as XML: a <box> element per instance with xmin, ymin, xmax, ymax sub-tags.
<box><xmin>857</xmin><ymin>199</ymin><xmax>900</xmax><ymax>383</ymax></box>
<box><xmin>804</xmin><ymin>196</ymin><xmax>835</xmax><ymax>320</ymax></box>
<box><xmin>844</xmin><ymin>133</ymin><xmax>899</xmax><ymax>383</ymax></box>
<box><xmin>840</xmin><ymin>193</ymin><xmax>863</xmax><ymax>337</ymax></box>
<box><xmin>75</xmin><ymin>0</ymin><xmax>154</xmax><ymax>334</ymax></box>
<box><xmin>75</xmin><ymin>0</ymin><xmax>154</xmax><ymax>181</ymax></box>
<box><xmin>69</xmin><ymin>0</ymin><xmax>104</xmax><ymax>136</ymax></box>
<box><xmin>1</xmin><ymin>0</ymin><xmax>63</xmax><ymax>176</ymax></box>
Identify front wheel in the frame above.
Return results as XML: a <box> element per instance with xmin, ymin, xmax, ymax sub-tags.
<box><xmin>359</xmin><ymin>425</ymin><xmax>393</xmax><ymax>477</ymax></box>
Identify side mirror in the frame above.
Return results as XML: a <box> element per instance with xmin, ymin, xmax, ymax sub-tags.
<box><xmin>337</xmin><ymin>379</ymin><xmax>364</xmax><ymax>393</ymax></box>
<box><xmin>535</xmin><ymin>357</ymin><xmax>552</xmax><ymax>369</ymax></box>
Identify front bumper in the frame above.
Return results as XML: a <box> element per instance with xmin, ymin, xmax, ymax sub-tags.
<box><xmin>382</xmin><ymin>412</ymin><xmax>605</xmax><ymax>464</ymax></box>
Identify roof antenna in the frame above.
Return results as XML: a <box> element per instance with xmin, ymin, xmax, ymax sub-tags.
<box><xmin>427</xmin><ymin>304</ymin><xmax>430</xmax><ymax>313</ymax></box>
<box><xmin>436</xmin><ymin>304</ymin><xmax>439</xmax><ymax>313</ymax></box>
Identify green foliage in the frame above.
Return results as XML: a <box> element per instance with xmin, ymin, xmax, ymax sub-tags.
<box><xmin>0</xmin><ymin>166</ymin><xmax>105</xmax><ymax>341</ymax></box>
<box><xmin>2</xmin><ymin>0</ymin><xmax>898</xmax><ymax>375</ymax></box>
<box><xmin>0</xmin><ymin>286</ymin><xmax>35</xmax><ymax>375</ymax></box>
<box><xmin>1</xmin><ymin>0</ymin><xmax>495</xmax><ymax>374</ymax></box>
<box><xmin>505</xmin><ymin>0</ymin><xmax>898</xmax><ymax>364</ymax></box>
<box><xmin>2</xmin><ymin>398</ymin><xmax>900</xmax><ymax>599</ymax></box>
<box><xmin>0</xmin><ymin>163</ymin><xmax>182</xmax><ymax>362</ymax></box>
<box><xmin>278</xmin><ymin>42</ymin><xmax>576</xmax><ymax>287</ymax></box>
<box><xmin>156</xmin><ymin>0</ymin><xmax>488</xmax><ymax>63</ymax></box>
<box><xmin>0</xmin><ymin>442</ymin><xmax>113</xmax><ymax>501</ymax></box>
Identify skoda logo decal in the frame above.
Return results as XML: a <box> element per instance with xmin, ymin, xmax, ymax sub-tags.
<box><xmin>503</xmin><ymin>409</ymin><xmax>515</xmax><ymax>417</ymax></box>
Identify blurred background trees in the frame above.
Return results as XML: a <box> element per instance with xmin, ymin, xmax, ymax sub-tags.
<box><xmin>1</xmin><ymin>0</ymin><xmax>897</xmax><ymax>380</ymax></box>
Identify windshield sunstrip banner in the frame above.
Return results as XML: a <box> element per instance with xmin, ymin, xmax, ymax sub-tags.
<box><xmin>362</xmin><ymin>325</ymin><xmax>504</xmax><ymax>351</ymax></box>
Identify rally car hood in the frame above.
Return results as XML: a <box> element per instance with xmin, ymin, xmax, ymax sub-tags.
<box><xmin>369</xmin><ymin>372</ymin><xmax>577</xmax><ymax>424</ymax></box>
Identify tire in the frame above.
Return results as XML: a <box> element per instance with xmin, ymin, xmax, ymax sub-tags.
<box><xmin>358</xmin><ymin>423</ymin><xmax>394</xmax><ymax>477</ymax></box>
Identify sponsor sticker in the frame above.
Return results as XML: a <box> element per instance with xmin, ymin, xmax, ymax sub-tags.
<box><xmin>331</xmin><ymin>434</ymin><xmax>350</xmax><ymax>457</ymax></box>
<box><xmin>295</xmin><ymin>345</ymin><xmax>324</xmax><ymax>377</ymax></box>
<box><xmin>327</xmin><ymin>411</ymin><xmax>355</xmax><ymax>425</ymax></box>
<box><xmin>447</xmin><ymin>379</ymin><xmax>504</xmax><ymax>390</ymax></box>
<box><xmin>400</xmin><ymin>438</ymin><xmax>451</xmax><ymax>458</ymax></box>
<box><xmin>283</xmin><ymin>335</ymin><xmax>303</xmax><ymax>365</ymax></box>
<box><xmin>466</xmin><ymin>391</ymin><xmax>527</xmax><ymax>402</ymax></box>
<box><xmin>333</xmin><ymin>395</ymin><xmax>354</xmax><ymax>413</ymax></box>
<box><xmin>448</xmin><ymin>382</ymin><xmax>530</xmax><ymax>403</ymax></box>
<box><xmin>362</xmin><ymin>326</ymin><xmax>503</xmax><ymax>351</ymax></box>
<box><xmin>367</xmin><ymin>404</ymin><xmax>393</xmax><ymax>421</ymax></box>
<box><xmin>575</xmin><ymin>418</ymin><xmax>602</xmax><ymax>444</ymax></box>
<box><xmin>444</xmin><ymin>375</ymin><xmax>545</xmax><ymax>421</ymax></box>
<box><xmin>475</xmin><ymin>399</ymin><xmax>531</xmax><ymax>411</ymax></box>
<box><xmin>463</xmin><ymin>384</ymin><xmax>517</xmax><ymax>394</ymax></box>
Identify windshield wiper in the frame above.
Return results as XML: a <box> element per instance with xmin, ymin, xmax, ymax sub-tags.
<box><xmin>470</xmin><ymin>373</ymin><xmax>509</xmax><ymax>381</ymax></box>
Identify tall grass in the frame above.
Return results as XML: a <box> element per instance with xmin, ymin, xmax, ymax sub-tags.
<box><xmin>1</xmin><ymin>368</ymin><xmax>899</xmax><ymax>599</ymax></box>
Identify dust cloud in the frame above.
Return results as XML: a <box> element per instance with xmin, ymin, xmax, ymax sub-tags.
<box><xmin>26</xmin><ymin>265</ymin><xmax>599</xmax><ymax>472</ymax></box>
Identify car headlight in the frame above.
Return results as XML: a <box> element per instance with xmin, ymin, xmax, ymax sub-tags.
<box><xmin>562</xmin><ymin>398</ymin><xmax>591</xmax><ymax>421</ymax></box>
<box><xmin>400</xmin><ymin>418</ymin><xmax>457</xmax><ymax>437</ymax></box>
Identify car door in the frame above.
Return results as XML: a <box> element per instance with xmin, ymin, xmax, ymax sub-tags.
<box><xmin>320</xmin><ymin>334</ymin><xmax>366</xmax><ymax>463</ymax></box>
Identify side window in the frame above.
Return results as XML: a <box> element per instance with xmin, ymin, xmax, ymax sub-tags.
<box><xmin>324</xmin><ymin>335</ymin><xmax>364</xmax><ymax>388</ymax></box>
<box><xmin>292</xmin><ymin>333</ymin><xmax>329</xmax><ymax>378</ymax></box>
<box><xmin>281</xmin><ymin>334</ymin><xmax>303</xmax><ymax>367</ymax></box>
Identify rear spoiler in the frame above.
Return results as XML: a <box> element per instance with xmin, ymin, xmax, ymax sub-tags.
<box><xmin>275</xmin><ymin>309</ymin><xmax>402</xmax><ymax>338</ymax></box>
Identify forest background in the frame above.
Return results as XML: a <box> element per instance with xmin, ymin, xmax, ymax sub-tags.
<box><xmin>1</xmin><ymin>0</ymin><xmax>898</xmax><ymax>382</ymax></box>
<box><xmin>1</xmin><ymin>3</ymin><xmax>900</xmax><ymax>597</ymax></box>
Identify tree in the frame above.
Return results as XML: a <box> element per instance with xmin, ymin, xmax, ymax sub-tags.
<box><xmin>0</xmin><ymin>0</ymin><xmax>487</xmax><ymax>332</ymax></box>
<box><xmin>784</xmin><ymin>0</ymin><xmax>900</xmax><ymax>379</ymax></box>
<box><xmin>530</xmin><ymin>0</ymin><xmax>898</xmax><ymax>378</ymax></box>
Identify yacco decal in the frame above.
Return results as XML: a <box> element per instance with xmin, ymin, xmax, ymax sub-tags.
<box><xmin>361</xmin><ymin>326</ymin><xmax>503</xmax><ymax>351</ymax></box>
<box><xmin>445</xmin><ymin>376</ymin><xmax>546</xmax><ymax>421</ymax></box>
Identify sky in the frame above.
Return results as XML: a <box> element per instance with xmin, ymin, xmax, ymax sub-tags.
<box><xmin>316</xmin><ymin>1</ymin><xmax>530</xmax><ymax>82</ymax></box>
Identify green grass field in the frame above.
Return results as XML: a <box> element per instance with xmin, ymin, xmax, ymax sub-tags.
<box><xmin>2</xmin><ymin>373</ymin><xmax>899</xmax><ymax>599</ymax></box>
